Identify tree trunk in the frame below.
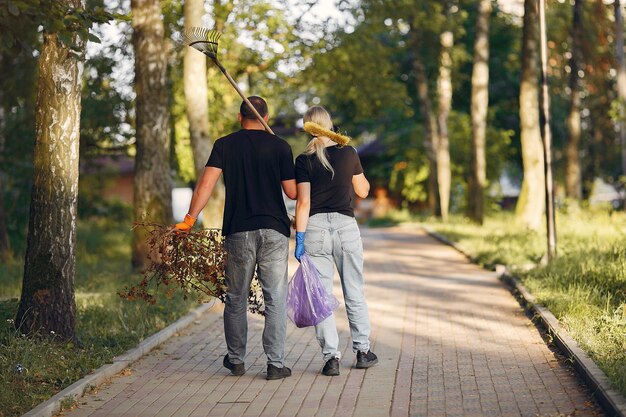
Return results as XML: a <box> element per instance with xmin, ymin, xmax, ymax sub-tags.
<box><xmin>15</xmin><ymin>3</ymin><xmax>85</xmax><ymax>340</ymax></box>
<box><xmin>615</xmin><ymin>0</ymin><xmax>626</xmax><ymax>178</ymax></box>
<box><xmin>131</xmin><ymin>0</ymin><xmax>173</xmax><ymax>269</ymax></box>
<box><xmin>0</xmin><ymin>57</ymin><xmax>10</xmax><ymax>260</ymax></box>
<box><xmin>436</xmin><ymin>25</ymin><xmax>453</xmax><ymax>222</ymax></box>
<box><xmin>468</xmin><ymin>0</ymin><xmax>492</xmax><ymax>224</ymax></box>
<box><xmin>410</xmin><ymin>28</ymin><xmax>440</xmax><ymax>216</ymax></box>
<box><xmin>565</xmin><ymin>0</ymin><xmax>583</xmax><ymax>200</ymax></box>
<box><xmin>184</xmin><ymin>0</ymin><xmax>224</xmax><ymax>229</ymax></box>
<box><xmin>213</xmin><ymin>0</ymin><xmax>234</xmax><ymax>33</ymax></box>
<box><xmin>516</xmin><ymin>0</ymin><xmax>545</xmax><ymax>231</ymax></box>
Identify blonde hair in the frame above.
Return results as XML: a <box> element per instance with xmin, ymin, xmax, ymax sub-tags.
<box><xmin>303</xmin><ymin>106</ymin><xmax>334</xmax><ymax>177</ymax></box>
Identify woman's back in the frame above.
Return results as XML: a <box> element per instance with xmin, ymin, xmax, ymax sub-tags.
<box><xmin>295</xmin><ymin>145</ymin><xmax>363</xmax><ymax>217</ymax></box>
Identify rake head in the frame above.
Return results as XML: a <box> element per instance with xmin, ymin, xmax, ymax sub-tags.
<box><xmin>182</xmin><ymin>27</ymin><xmax>221</xmax><ymax>59</ymax></box>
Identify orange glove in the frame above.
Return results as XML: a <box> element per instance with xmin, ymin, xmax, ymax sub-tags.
<box><xmin>175</xmin><ymin>214</ymin><xmax>196</xmax><ymax>232</ymax></box>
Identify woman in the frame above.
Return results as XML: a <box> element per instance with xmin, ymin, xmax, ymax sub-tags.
<box><xmin>294</xmin><ymin>106</ymin><xmax>377</xmax><ymax>376</ymax></box>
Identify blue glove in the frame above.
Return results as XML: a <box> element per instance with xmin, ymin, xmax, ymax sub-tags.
<box><xmin>295</xmin><ymin>231</ymin><xmax>305</xmax><ymax>262</ymax></box>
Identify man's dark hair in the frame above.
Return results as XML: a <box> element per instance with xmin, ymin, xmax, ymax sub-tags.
<box><xmin>240</xmin><ymin>96</ymin><xmax>268</xmax><ymax>120</ymax></box>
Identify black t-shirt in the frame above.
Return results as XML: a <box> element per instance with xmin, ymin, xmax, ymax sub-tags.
<box><xmin>295</xmin><ymin>145</ymin><xmax>363</xmax><ymax>217</ymax></box>
<box><xmin>206</xmin><ymin>129</ymin><xmax>295</xmax><ymax>237</ymax></box>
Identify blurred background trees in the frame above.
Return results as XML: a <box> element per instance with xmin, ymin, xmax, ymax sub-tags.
<box><xmin>1</xmin><ymin>0</ymin><xmax>626</xmax><ymax>323</ymax></box>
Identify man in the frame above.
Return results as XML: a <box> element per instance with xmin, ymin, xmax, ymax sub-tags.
<box><xmin>175</xmin><ymin>96</ymin><xmax>297</xmax><ymax>380</ymax></box>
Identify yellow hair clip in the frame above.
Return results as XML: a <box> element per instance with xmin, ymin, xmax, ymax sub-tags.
<box><xmin>303</xmin><ymin>122</ymin><xmax>351</xmax><ymax>146</ymax></box>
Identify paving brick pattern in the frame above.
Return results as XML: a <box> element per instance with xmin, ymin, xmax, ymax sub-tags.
<box><xmin>61</xmin><ymin>227</ymin><xmax>602</xmax><ymax>417</ymax></box>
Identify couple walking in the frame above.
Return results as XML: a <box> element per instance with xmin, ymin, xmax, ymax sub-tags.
<box><xmin>175</xmin><ymin>96</ymin><xmax>377</xmax><ymax>380</ymax></box>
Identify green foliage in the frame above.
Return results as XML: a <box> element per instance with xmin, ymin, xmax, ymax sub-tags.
<box><xmin>81</xmin><ymin>53</ymin><xmax>134</xmax><ymax>157</ymax></box>
<box><xmin>165</xmin><ymin>0</ymin><xmax>302</xmax><ymax>183</ymax></box>
<box><xmin>428</xmin><ymin>210</ymin><xmax>626</xmax><ymax>397</ymax></box>
<box><xmin>0</xmin><ymin>0</ymin><xmax>122</xmax><ymax>53</ymax></box>
<box><xmin>301</xmin><ymin>0</ymin><xmax>522</xmax><ymax>213</ymax></box>
<box><xmin>0</xmin><ymin>217</ymin><xmax>197</xmax><ymax>417</ymax></box>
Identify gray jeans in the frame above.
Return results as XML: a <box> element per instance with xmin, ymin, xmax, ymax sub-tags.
<box><xmin>223</xmin><ymin>229</ymin><xmax>289</xmax><ymax>367</ymax></box>
<box><xmin>305</xmin><ymin>213</ymin><xmax>371</xmax><ymax>361</ymax></box>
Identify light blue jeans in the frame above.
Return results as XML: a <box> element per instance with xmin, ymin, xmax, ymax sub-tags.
<box><xmin>305</xmin><ymin>213</ymin><xmax>371</xmax><ymax>361</ymax></box>
<box><xmin>223</xmin><ymin>229</ymin><xmax>289</xmax><ymax>367</ymax></box>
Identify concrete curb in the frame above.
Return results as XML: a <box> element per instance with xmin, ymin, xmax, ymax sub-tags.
<box><xmin>22</xmin><ymin>301</ymin><xmax>217</xmax><ymax>417</ymax></box>
<box><xmin>422</xmin><ymin>226</ymin><xmax>626</xmax><ymax>417</ymax></box>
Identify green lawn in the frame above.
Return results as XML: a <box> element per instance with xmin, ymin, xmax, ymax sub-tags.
<box><xmin>426</xmin><ymin>209</ymin><xmax>626</xmax><ymax>399</ymax></box>
<box><xmin>0</xmin><ymin>218</ymin><xmax>198</xmax><ymax>417</ymax></box>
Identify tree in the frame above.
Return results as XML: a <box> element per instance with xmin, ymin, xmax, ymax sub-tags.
<box><xmin>468</xmin><ymin>0</ymin><xmax>491</xmax><ymax>224</ymax></box>
<box><xmin>615</xmin><ymin>0</ymin><xmax>626</xmax><ymax>178</ymax></box>
<box><xmin>183</xmin><ymin>0</ymin><xmax>224</xmax><ymax>228</ymax></box>
<box><xmin>0</xmin><ymin>55</ymin><xmax>9</xmax><ymax>260</ymax></box>
<box><xmin>565</xmin><ymin>0</ymin><xmax>583</xmax><ymax>200</ymax></box>
<box><xmin>515</xmin><ymin>0</ymin><xmax>545</xmax><ymax>231</ymax></box>
<box><xmin>409</xmin><ymin>21</ymin><xmax>441</xmax><ymax>216</ymax></box>
<box><xmin>436</xmin><ymin>2</ymin><xmax>454</xmax><ymax>222</ymax></box>
<box><xmin>131</xmin><ymin>0</ymin><xmax>173</xmax><ymax>269</ymax></box>
<box><xmin>15</xmin><ymin>0</ymin><xmax>86</xmax><ymax>341</ymax></box>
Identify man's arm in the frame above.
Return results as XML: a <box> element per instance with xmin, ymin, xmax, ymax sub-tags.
<box><xmin>282</xmin><ymin>179</ymin><xmax>297</xmax><ymax>200</ymax></box>
<box><xmin>188</xmin><ymin>166</ymin><xmax>223</xmax><ymax>218</ymax></box>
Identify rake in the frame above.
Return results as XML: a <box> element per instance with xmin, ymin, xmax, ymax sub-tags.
<box><xmin>182</xmin><ymin>27</ymin><xmax>274</xmax><ymax>135</ymax></box>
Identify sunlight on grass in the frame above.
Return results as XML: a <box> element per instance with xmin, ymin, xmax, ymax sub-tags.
<box><xmin>426</xmin><ymin>208</ymin><xmax>626</xmax><ymax>398</ymax></box>
<box><xmin>0</xmin><ymin>218</ymin><xmax>198</xmax><ymax>417</ymax></box>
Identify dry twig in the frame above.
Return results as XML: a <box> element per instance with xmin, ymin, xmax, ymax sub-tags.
<box><xmin>119</xmin><ymin>222</ymin><xmax>265</xmax><ymax>315</ymax></box>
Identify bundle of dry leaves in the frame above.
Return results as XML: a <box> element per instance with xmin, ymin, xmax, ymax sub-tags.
<box><xmin>119</xmin><ymin>223</ymin><xmax>265</xmax><ymax>315</ymax></box>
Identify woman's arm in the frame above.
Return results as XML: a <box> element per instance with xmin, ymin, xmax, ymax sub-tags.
<box><xmin>352</xmin><ymin>173</ymin><xmax>370</xmax><ymax>199</ymax></box>
<box><xmin>295</xmin><ymin>182</ymin><xmax>311</xmax><ymax>232</ymax></box>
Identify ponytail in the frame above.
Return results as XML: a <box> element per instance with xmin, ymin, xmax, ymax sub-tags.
<box><xmin>303</xmin><ymin>106</ymin><xmax>335</xmax><ymax>178</ymax></box>
<box><xmin>305</xmin><ymin>137</ymin><xmax>335</xmax><ymax>178</ymax></box>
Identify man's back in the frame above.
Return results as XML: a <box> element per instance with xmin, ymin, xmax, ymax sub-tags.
<box><xmin>207</xmin><ymin>129</ymin><xmax>295</xmax><ymax>237</ymax></box>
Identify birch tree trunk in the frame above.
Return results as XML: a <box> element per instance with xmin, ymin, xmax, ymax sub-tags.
<box><xmin>565</xmin><ymin>0</ymin><xmax>583</xmax><ymax>200</ymax></box>
<box><xmin>436</xmin><ymin>25</ymin><xmax>453</xmax><ymax>222</ymax></box>
<box><xmin>515</xmin><ymin>0</ymin><xmax>545</xmax><ymax>230</ymax></box>
<box><xmin>131</xmin><ymin>0</ymin><xmax>173</xmax><ymax>269</ymax></box>
<box><xmin>468</xmin><ymin>0</ymin><xmax>491</xmax><ymax>224</ymax></box>
<box><xmin>15</xmin><ymin>2</ymin><xmax>84</xmax><ymax>340</ymax></box>
<box><xmin>184</xmin><ymin>0</ymin><xmax>224</xmax><ymax>228</ymax></box>
<box><xmin>410</xmin><ymin>27</ymin><xmax>440</xmax><ymax>216</ymax></box>
<box><xmin>615</xmin><ymin>0</ymin><xmax>626</xmax><ymax>178</ymax></box>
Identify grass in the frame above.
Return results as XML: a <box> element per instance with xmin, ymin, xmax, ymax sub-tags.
<box><xmin>425</xmin><ymin>208</ymin><xmax>626</xmax><ymax>399</ymax></box>
<box><xmin>0</xmin><ymin>217</ymin><xmax>198</xmax><ymax>417</ymax></box>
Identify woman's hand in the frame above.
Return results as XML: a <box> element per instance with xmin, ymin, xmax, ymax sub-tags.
<box><xmin>295</xmin><ymin>182</ymin><xmax>312</xmax><ymax>261</ymax></box>
<box><xmin>294</xmin><ymin>231</ymin><xmax>305</xmax><ymax>262</ymax></box>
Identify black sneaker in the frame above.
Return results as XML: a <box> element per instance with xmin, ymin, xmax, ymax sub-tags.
<box><xmin>356</xmin><ymin>350</ymin><xmax>378</xmax><ymax>369</ymax></box>
<box><xmin>322</xmin><ymin>357</ymin><xmax>340</xmax><ymax>376</ymax></box>
<box><xmin>266</xmin><ymin>364</ymin><xmax>292</xmax><ymax>380</ymax></box>
<box><xmin>223</xmin><ymin>354</ymin><xmax>245</xmax><ymax>376</ymax></box>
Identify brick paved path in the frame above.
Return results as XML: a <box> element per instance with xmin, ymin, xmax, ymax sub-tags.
<box><xmin>62</xmin><ymin>227</ymin><xmax>602</xmax><ymax>417</ymax></box>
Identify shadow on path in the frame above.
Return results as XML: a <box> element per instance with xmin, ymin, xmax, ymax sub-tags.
<box><xmin>61</xmin><ymin>226</ymin><xmax>603</xmax><ymax>417</ymax></box>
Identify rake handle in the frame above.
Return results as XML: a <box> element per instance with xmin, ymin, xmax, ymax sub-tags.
<box><xmin>211</xmin><ymin>57</ymin><xmax>274</xmax><ymax>135</ymax></box>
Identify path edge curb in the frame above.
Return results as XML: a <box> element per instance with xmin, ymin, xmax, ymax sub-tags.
<box><xmin>21</xmin><ymin>301</ymin><xmax>217</xmax><ymax>417</ymax></box>
<box><xmin>422</xmin><ymin>225</ymin><xmax>626</xmax><ymax>417</ymax></box>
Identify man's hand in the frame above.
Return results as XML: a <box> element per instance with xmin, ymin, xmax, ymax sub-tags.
<box><xmin>175</xmin><ymin>214</ymin><xmax>196</xmax><ymax>232</ymax></box>
<box><xmin>294</xmin><ymin>231</ymin><xmax>305</xmax><ymax>262</ymax></box>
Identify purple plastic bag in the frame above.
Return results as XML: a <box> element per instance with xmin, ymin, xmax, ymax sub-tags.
<box><xmin>287</xmin><ymin>253</ymin><xmax>340</xmax><ymax>328</ymax></box>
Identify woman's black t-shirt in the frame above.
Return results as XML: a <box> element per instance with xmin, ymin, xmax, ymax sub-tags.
<box><xmin>295</xmin><ymin>145</ymin><xmax>363</xmax><ymax>217</ymax></box>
